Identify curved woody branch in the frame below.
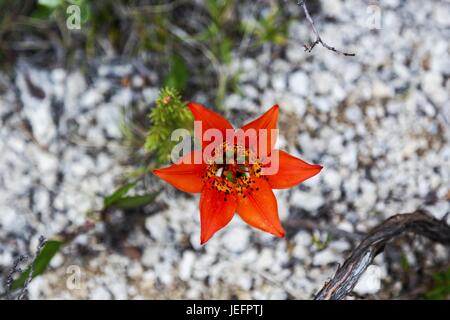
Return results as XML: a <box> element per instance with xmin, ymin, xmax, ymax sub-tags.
<box><xmin>314</xmin><ymin>210</ymin><xmax>450</xmax><ymax>300</ymax></box>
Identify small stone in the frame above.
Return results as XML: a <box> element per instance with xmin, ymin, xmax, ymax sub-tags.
<box><xmin>342</xmin><ymin>63</ymin><xmax>362</xmax><ymax>83</ymax></box>
<box><xmin>321</xmin><ymin>0</ymin><xmax>343</xmax><ymax>17</ymax></box>
<box><xmin>0</xmin><ymin>250</ymin><xmax>13</xmax><ymax>266</ymax></box>
<box><xmin>256</xmin><ymin>249</ymin><xmax>274</xmax><ymax>270</ymax></box>
<box><xmin>327</xmin><ymin>135</ymin><xmax>344</xmax><ymax>155</ymax></box>
<box><xmin>294</xmin><ymin>231</ymin><xmax>312</xmax><ymax>247</ymax></box>
<box><xmin>279</xmin><ymin>94</ymin><xmax>306</xmax><ymax>117</ymax></box>
<box><xmin>313</xmin><ymin>72</ymin><xmax>335</xmax><ymax>95</ymax></box>
<box><xmin>337</xmin><ymin>220</ymin><xmax>354</xmax><ymax>233</ymax></box>
<box><xmin>271</xmin><ymin>74</ymin><xmax>286</xmax><ymax>91</ymax></box>
<box><xmin>222</xmin><ymin>226</ymin><xmax>250</xmax><ymax>253</ymax></box>
<box><xmin>237</xmin><ymin>274</ymin><xmax>252</xmax><ymax>291</ymax></box>
<box><xmin>51</xmin><ymin>68</ymin><xmax>66</xmax><ymax>83</ymax></box>
<box><xmin>128</xmin><ymin>262</ymin><xmax>143</xmax><ymax>279</ymax></box>
<box><xmin>340</xmin><ymin>144</ymin><xmax>358</xmax><ymax>168</ymax></box>
<box><xmin>356</xmin><ymin>180</ymin><xmax>377</xmax><ymax>209</ymax></box>
<box><xmin>312</xmin><ymin>249</ymin><xmax>338</xmax><ymax>266</ymax></box>
<box><xmin>427</xmin><ymin>201</ymin><xmax>450</xmax><ymax>220</ymax></box>
<box><xmin>257</xmin><ymin>72</ymin><xmax>269</xmax><ymax>88</ymax></box>
<box><xmin>141</xmin><ymin>247</ymin><xmax>160</xmax><ymax>268</ymax></box>
<box><xmin>111</xmin><ymin>64</ymin><xmax>133</xmax><ymax>77</ymax></box>
<box><xmin>273</xmin><ymin>190</ymin><xmax>289</xmax><ymax>220</ymax></box>
<box><xmin>286</xmin><ymin>43</ymin><xmax>306</xmax><ymax>63</ymax></box>
<box><xmin>131</xmin><ymin>75</ymin><xmax>144</xmax><ymax>88</ymax></box>
<box><xmin>23</xmin><ymin>102</ymin><xmax>56</xmax><ymax>146</ymax></box>
<box><xmin>28</xmin><ymin>277</ymin><xmax>46</xmax><ymax>299</ymax></box>
<box><xmin>111</xmin><ymin>88</ymin><xmax>133</xmax><ymax>107</ymax></box>
<box><xmin>323</xmin><ymin>168</ymin><xmax>342</xmax><ymax>189</ymax></box>
<box><xmin>293</xmin><ymin>231</ymin><xmax>312</xmax><ymax>259</ymax></box>
<box><xmin>384</xmin><ymin>0</ymin><xmax>400</xmax><ymax>8</ymax></box>
<box><xmin>81</xmin><ymin>88</ymin><xmax>103</xmax><ymax>107</ymax></box>
<box><xmin>179</xmin><ymin>251</ymin><xmax>196</xmax><ymax>281</ymax></box>
<box><xmin>421</xmin><ymin>72</ymin><xmax>447</xmax><ymax>105</ymax></box>
<box><xmin>90</xmin><ymin>287</ymin><xmax>112</xmax><ymax>300</ymax></box>
<box><xmin>345</xmin><ymin>106</ymin><xmax>363</xmax><ymax>123</ymax></box>
<box><xmin>49</xmin><ymin>253</ymin><xmax>64</xmax><ymax>268</ymax></box>
<box><xmin>109</xmin><ymin>281</ymin><xmax>128</xmax><ymax>300</ymax></box>
<box><xmin>96</xmin><ymin>104</ymin><xmax>122</xmax><ymax>138</ymax></box>
<box><xmin>241</xmin><ymin>84</ymin><xmax>258</xmax><ymax>99</ymax></box>
<box><xmin>372</xmin><ymin>80</ymin><xmax>393</xmax><ymax>99</ymax></box>
<box><xmin>289</xmin><ymin>71</ymin><xmax>309</xmax><ymax>96</ymax></box>
<box><xmin>315</xmin><ymin>97</ymin><xmax>332</xmax><ymax>112</ymax></box>
<box><xmin>143</xmin><ymin>88</ymin><xmax>159</xmax><ymax>103</ymax></box>
<box><xmin>291</xmin><ymin>190</ymin><xmax>324</xmax><ymax>211</ymax></box>
<box><xmin>329</xmin><ymin>240</ymin><xmax>351</xmax><ymax>252</ymax></box>
<box><xmin>353</xmin><ymin>265</ymin><xmax>384</xmax><ymax>295</ymax></box>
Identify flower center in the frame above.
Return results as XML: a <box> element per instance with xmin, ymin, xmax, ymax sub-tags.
<box><xmin>202</xmin><ymin>142</ymin><xmax>263</xmax><ymax>196</ymax></box>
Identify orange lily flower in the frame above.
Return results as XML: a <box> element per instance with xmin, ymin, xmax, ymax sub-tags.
<box><xmin>153</xmin><ymin>103</ymin><xmax>322</xmax><ymax>244</ymax></box>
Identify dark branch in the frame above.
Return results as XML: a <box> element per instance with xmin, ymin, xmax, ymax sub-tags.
<box><xmin>297</xmin><ymin>0</ymin><xmax>355</xmax><ymax>56</ymax></box>
<box><xmin>5</xmin><ymin>235</ymin><xmax>47</xmax><ymax>300</ymax></box>
<box><xmin>314</xmin><ymin>210</ymin><xmax>450</xmax><ymax>300</ymax></box>
<box><xmin>18</xmin><ymin>236</ymin><xmax>47</xmax><ymax>300</ymax></box>
<box><xmin>5</xmin><ymin>255</ymin><xmax>28</xmax><ymax>300</ymax></box>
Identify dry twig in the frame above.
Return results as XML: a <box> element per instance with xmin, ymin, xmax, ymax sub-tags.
<box><xmin>5</xmin><ymin>235</ymin><xmax>47</xmax><ymax>300</ymax></box>
<box><xmin>314</xmin><ymin>210</ymin><xmax>450</xmax><ymax>300</ymax></box>
<box><xmin>297</xmin><ymin>0</ymin><xmax>355</xmax><ymax>56</ymax></box>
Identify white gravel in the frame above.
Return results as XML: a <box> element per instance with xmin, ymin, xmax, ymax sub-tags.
<box><xmin>0</xmin><ymin>0</ymin><xmax>449</xmax><ymax>299</ymax></box>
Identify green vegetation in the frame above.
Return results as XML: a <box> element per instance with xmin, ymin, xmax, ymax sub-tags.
<box><xmin>145</xmin><ymin>87</ymin><xmax>193</xmax><ymax>165</ymax></box>
<box><xmin>425</xmin><ymin>268</ymin><xmax>450</xmax><ymax>300</ymax></box>
<box><xmin>1</xmin><ymin>0</ymin><xmax>291</xmax><ymax>108</ymax></box>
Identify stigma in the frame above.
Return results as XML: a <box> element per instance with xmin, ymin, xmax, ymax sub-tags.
<box><xmin>202</xmin><ymin>142</ymin><xmax>264</xmax><ymax>196</ymax></box>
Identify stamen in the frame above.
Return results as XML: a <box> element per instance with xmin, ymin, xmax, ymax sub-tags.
<box><xmin>203</xmin><ymin>142</ymin><xmax>263</xmax><ymax>196</ymax></box>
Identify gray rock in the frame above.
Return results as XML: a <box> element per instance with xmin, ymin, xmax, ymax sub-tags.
<box><xmin>222</xmin><ymin>225</ymin><xmax>251</xmax><ymax>253</ymax></box>
<box><xmin>289</xmin><ymin>71</ymin><xmax>309</xmax><ymax>97</ymax></box>
<box><xmin>291</xmin><ymin>190</ymin><xmax>324</xmax><ymax>211</ymax></box>
<box><xmin>353</xmin><ymin>265</ymin><xmax>385</xmax><ymax>295</ymax></box>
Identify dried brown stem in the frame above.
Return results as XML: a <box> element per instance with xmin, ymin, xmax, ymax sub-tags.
<box><xmin>5</xmin><ymin>235</ymin><xmax>47</xmax><ymax>300</ymax></box>
<box><xmin>298</xmin><ymin>0</ymin><xmax>355</xmax><ymax>56</ymax></box>
<box><xmin>314</xmin><ymin>210</ymin><xmax>450</xmax><ymax>300</ymax></box>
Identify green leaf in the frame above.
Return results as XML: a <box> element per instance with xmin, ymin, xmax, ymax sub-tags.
<box><xmin>144</xmin><ymin>87</ymin><xmax>193</xmax><ymax>165</ymax></box>
<box><xmin>11</xmin><ymin>240</ymin><xmax>62</xmax><ymax>290</ymax></box>
<box><xmin>272</xmin><ymin>33</ymin><xmax>288</xmax><ymax>45</ymax></box>
<box><xmin>400</xmin><ymin>255</ymin><xmax>409</xmax><ymax>272</ymax></box>
<box><xmin>103</xmin><ymin>182</ymin><xmax>137</xmax><ymax>209</ymax></box>
<box><xmin>32</xmin><ymin>5</ymin><xmax>56</xmax><ymax>19</ymax></box>
<box><xmin>220</xmin><ymin>37</ymin><xmax>232</xmax><ymax>64</ymax></box>
<box><xmin>75</xmin><ymin>0</ymin><xmax>91</xmax><ymax>24</ymax></box>
<box><xmin>206</xmin><ymin>0</ymin><xmax>220</xmax><ymax>21</ymax></box>
<box><xmin>113</xmin><ymin>191</ymin><xmax>160</xmax><ymax>210</ymax></box>
<box><xmin>425</xmin><ymin>268</ymin><xmax>450</xmax><ymax>300</ymax></box>
<box><xmin>163</xmin><ymin>55</ymin><xmax>188</xmax><ymax>91</ymax></box>
<box><xmin>206</xmin><ymin>0</ymin><xmax>233</xmax><ymax>24</ymax></box>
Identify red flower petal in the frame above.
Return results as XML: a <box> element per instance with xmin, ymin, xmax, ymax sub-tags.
<box><xmin>200</xmin><ymin>178</ymin><xmax>237</xmax><ymax>244</ymax></box>
<box><xmin>187</xmin><ymin>103</ymin><xmax>233</xmax><ymax>149</ymax></box>
<box><xmin>236</xmin><ymin>177</ymin><xmax>285</xmax><ymax>237</ymax></box>
<box><xmin>240</xmin><ymin>104</ymin><xmax>279</xmax><ymax>157</ymax></box>
<box><xmin>152</xmin><ymin>151</ymin><xmax>205</xmax><ymax>193</ymax></box>
<box><xmin>266</xmin><ymin>150</ymin><xmax>322</xmax><ymax>189</ymax></box>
